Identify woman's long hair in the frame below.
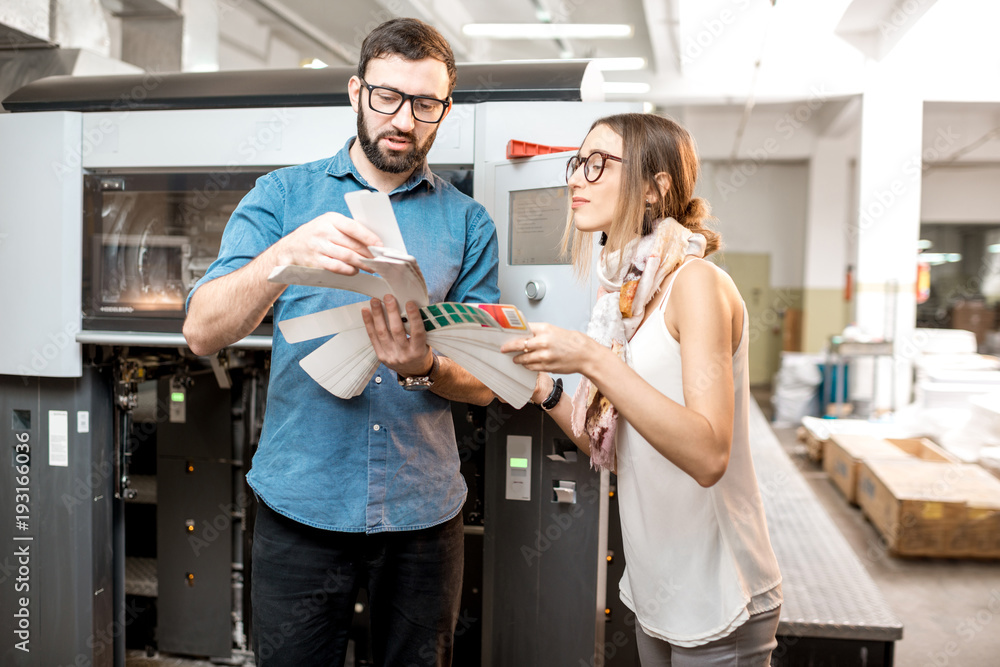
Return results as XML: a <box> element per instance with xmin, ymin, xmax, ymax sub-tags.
<box><xmin>563</xmin><ymin>113</ymin><xmax>720</xmax><ymax>276</ymax></box>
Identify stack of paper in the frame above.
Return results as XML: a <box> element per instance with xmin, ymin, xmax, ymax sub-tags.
<box><xmin>267</xmin><ymin>190</ymin><xmax>537</xmax><ymax>407</ymax></box>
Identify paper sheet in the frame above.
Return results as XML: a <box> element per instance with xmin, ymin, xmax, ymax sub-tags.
<box><xmin>345</xmin><ymin>189</ymin><xmax>408</xmax><ymax>254</ymax></box>
<box><xmin>279</xmin><ymin>302</ymin><xmax>368</xmax><ymax>343</ymax></box>
<box><xmin>268</xmin><ymin>265</ymin><xmax>392</xmax><ymax>299</ymax></box>
<box><xmin>272</xmin><ymin>191</ymin><xmax>538</xmax><ymax>407</ymax></box>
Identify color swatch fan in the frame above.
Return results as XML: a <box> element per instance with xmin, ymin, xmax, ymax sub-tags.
<box><xmin>268</xmin><ymin>190</ymin><xmax>537</xmax><ymax>407</ymax></box>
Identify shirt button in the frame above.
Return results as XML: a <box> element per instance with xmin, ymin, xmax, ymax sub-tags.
<box><xmin>373</xmin><ymin>424</ymin><xmax>380</xmax><ymax>431</ymax></box>
<box><xmin>375</xmin><ymin>376</ymin><xmax>382</xmax><ymax>384</ymax></box>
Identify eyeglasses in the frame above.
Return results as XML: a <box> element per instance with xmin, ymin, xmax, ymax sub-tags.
<box><xmin>359</xmin><ymin>78</ymin><xmax>451</xmax><ymax>124</ymax></box>
<box><xmin>566</xmin><ymin>151</ymin><xmax>624</xmax><ymax>184</ymax></box>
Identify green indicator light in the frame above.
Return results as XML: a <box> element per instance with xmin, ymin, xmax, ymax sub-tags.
<box><xmin>510</xmin><ymin>457</ymin><xmax>528</xmax><ymax>469</ymax></box>
<box><xmin>171</xmin><ymin>392</ymin><xmax>185</xmax><ymax>402</ymax></box>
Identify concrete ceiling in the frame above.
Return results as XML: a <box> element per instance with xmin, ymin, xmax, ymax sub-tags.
<box><xmin>242</xmin><ymin>0</ymin><xmax>1000</xmax><ymax>130</ymax></box>
<box><xmin>248</xmin><ymin>0</ymin><xmax>872</xmax><ymax>105</ymax></box>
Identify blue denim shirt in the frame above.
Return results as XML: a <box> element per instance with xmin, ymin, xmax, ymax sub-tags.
<box><xmin>189</xmin><ymin>138</ymin><xmax>500</xmax><ymax>533</ymax></box>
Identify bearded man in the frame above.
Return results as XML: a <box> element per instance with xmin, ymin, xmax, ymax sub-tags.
<box><xmin>183</xmin><ymin>17</ymin><xmax>498</xmax><ymax>667</ymax></box>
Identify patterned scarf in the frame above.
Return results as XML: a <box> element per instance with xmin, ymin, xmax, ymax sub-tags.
<box><xmin>570</xmin><ymin>218</ymin><xmax>707</xmax><ymax>471</ymax></box>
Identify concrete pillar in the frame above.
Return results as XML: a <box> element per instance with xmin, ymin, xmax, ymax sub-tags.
<box><xmin>182</xmin><ymin>0</ymin><xmax>220</xmax><ymax>72</ymax></box>
<box><xmin>802</xmin><ymin>136</ymin><xmax>853</xmax><ymax>353</ymax></box>
<box><xmin>852</xmin><ymin>70</ymin><xmax>922</xmax><ymax>412</ymax></box>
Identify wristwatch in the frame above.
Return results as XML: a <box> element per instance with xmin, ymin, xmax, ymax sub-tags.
<box><xmin>396</xmin><ymin>353</ymin><xmax>439</xmax><ymax>391</ymax></box>
<box><xmin>539</xmin><ymin>377</ymin><xmax>563</xmax><ymax>411</ymax></box>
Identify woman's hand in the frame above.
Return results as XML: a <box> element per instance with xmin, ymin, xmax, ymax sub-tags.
<box><xmin>500</xmin><ymin>322</ymin><xmax>600</xmax><ymax>376</ymax></box>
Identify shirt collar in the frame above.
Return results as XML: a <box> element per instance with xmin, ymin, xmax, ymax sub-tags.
<box><xmin>326</xmin><ymin>137</ymin><xmax>436</xmax><ymax>194</ymax></box>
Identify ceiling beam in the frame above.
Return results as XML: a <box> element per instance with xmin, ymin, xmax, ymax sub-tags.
<box><xmin>835</xmin><ymin>0</ymin><xmax>940</xmax><ymax>61</ymax></box>
<box><xmin>248</xmin><ymin>0</ymin><xmax>356</xmax><ymax>66</ymax></box>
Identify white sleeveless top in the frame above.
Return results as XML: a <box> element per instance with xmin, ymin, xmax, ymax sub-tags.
<box><xmin>617</xmin><ymin>258</ymin><xmax>782</xmax><ymax>647</ymax></box>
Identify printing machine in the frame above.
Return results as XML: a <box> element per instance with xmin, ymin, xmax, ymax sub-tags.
<box><xmin>0</xmin><ymin>63</ymin><xmax>640</xmax><ymax>666</ymax></box>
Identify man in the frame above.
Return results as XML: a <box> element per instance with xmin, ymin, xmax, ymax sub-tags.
<box><xmin>183</xmin><ymin>18</ymin><xmax>498</xmax><ymax>667</ymax></box>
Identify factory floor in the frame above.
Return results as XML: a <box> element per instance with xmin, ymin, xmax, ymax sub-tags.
<box><xmin>127</xmin><ymin>394</ymin><xmax>1000</xmax><ymax>667</ymax></box>
<box><xmin>757</xmin><ymin>388</ymin><xmax>1000</xmax><ymax>667</ymax></box>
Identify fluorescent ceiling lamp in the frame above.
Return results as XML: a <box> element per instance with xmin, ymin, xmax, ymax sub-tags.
<box><xmin>988</xmin><ymin>243</ymin><xmax>1000</xmax><ymax>253</ymax></box>
<box><xmin>301</xmin><ymin>58</ymin><xmax>328</xmax><ymax>69</ymax></box>
<box><xmin>589</xmin><ymin>57</ymin><xmax>646</xmax><ymax>71</ymax></box>
<box><xmin>917</xmin><ymin>239</ymin><xmax>933</xmax><ymax>250</ymax></box>
<box><xmin>462</xmin><ymin>23</ymin><xmax>633</xmax><ymax>39</ymax></box>
<box><xmin>603</xmin><ymin>82</ymin><xmax>651</xmax><ymax>95</ymax></box>
<box><xmin>920</xmin><ymin>252</ymin><xmax>962</xmax><ymax>265</ymax></box>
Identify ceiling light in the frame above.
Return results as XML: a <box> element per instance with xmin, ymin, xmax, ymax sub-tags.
<box><xmin>917</xmin><ymin>239</ymin><xmax>933</xmax><ymax>250</ymax></box>
<box><xmin>988</xmin><ymin>243</ymin><xmax>1000</xmax><ymax>253</ymax></box>
<box><xmin>603</xmin><ymin>82</ymin><xmax>651</xmax><ymax>95</ymax></box>
<box><xmin>589</xmin><ymin>57</ymin><xmax>646</xmax><ymax>71</ymax></box>
<box><xmin>919</xmin><ymin>252</ymin><xmax>963</xmax><ymax>265</ymax></box>
<box><xmin>462</xmin><ymin>24</ymin><xmax>633</xmax><ymax>40</ymax></box>
<box><xmin>301</xmin><ymin>58</ymin><xmax>328</xmax><ymax>69</ymax></box>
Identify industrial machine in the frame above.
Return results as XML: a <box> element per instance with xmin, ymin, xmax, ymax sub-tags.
<box><xmin>0</xmin><ymin>63</ymin><xmax>639</xmax><ymax>666</ymax></box>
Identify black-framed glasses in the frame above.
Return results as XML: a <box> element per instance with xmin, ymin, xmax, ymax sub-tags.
<box><xmin>566</xmin><ymin>151</ymin><xmax>624</xmax><ymax>183</ymax></box>
<box><xmin>359</xmin><ymin>78</ymin><xmax>451</xmax><ymax>124</ymax></box>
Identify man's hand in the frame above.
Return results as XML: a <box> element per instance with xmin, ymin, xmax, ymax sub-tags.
<box><xmin>272</xmin><ymin>211</ymin><xmax>383</xmax><ymax>275</ymax></box>
<box><xmin>362</xmin><ymin>295</ymin><xmax>433</xmax><ymax>377</ymax></box>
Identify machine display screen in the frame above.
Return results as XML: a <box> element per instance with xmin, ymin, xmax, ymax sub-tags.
<box><xmin>508</xmin><ymin>186</ymin><xmax>572</xmax><ymax>265</ymax></box>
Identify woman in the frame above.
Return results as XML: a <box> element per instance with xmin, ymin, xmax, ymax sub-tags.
<box><xmin>500</xmin><ymin>113</ymin><xmax>782</xmax><ymax>665</ymax></box>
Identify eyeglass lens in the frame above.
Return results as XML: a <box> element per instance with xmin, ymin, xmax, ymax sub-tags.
<box><xmin>367</xmin><ymin>85</ymin><xmax>446</xmax><ymax>123</ymax></box>
<box><xmin>566</xmin><ymin>153</ymin><xmax>607</xmax><ymax>183</ymax></box>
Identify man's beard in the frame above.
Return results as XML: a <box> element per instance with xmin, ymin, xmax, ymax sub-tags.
<box><xmin>357</xmin><ymin>105</ymin><xmax>437</xmax><ymax>174</ymax></box>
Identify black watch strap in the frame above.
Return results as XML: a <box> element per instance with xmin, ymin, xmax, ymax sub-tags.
<box><xmin>540</xmin><ymin>377</ymin><xmax>563</xmax><ymax>411</ymax></box>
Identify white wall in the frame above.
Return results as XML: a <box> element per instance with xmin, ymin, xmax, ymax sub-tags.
<box><xmin>697</xmin><ymin>161</ymin><xmax>809</xmax><ymax>289</ymax></box>
<box><xmin>922</xmin><ymin>166</ymin><xmax>1000</xmax><ymax>224</ymax></box>
<box><xmin>804</xmin><ymin>137</ymin><xmax>854</xmax><ymax>289</ymax></box>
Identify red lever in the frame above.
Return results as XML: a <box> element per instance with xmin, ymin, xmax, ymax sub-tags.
<box><xmin>506</xmin><ymin>140</ymin><xmax>578</xmax><ymax>159</ymax></box>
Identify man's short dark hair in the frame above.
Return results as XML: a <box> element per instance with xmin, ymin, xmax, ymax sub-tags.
<box><xmin>358</xmin><ymin>18</ymin><xmax>458</xmax><ymax>95</ymax></box>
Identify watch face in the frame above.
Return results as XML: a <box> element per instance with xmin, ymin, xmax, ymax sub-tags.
<box><xmin>403</xmin><ymin>377</ymin><xmax>433</xmax><ymax>391</ymax></box>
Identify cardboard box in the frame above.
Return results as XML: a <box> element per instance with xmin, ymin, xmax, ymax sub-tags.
<box><xmin>825</xmin><ymin>435</ymin><xmax>911</xmax><ymax>504</ymax></box>
<box><xmin>886</xmin><ymin>437</ymin><xmax>961</xmax><ymax>464</ymax></box>
<box><xmin>803</xmin><ymin>429</ymin><xmax>827</xmax><ymax>463</ymax></box>
<box><xmin>823</xmin><ymin>435</ymin><xmax>959</xmax><ymax>504</ymax></box>
<box><xmin>857</xmin><ymin>459</ymin><xmax>1000</xmax><ymax>558</ymax></box>
<box><xmin>948</xmin><ymin>466</ymin><xmax>1000</xmax><ymax>559</ymax></box>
